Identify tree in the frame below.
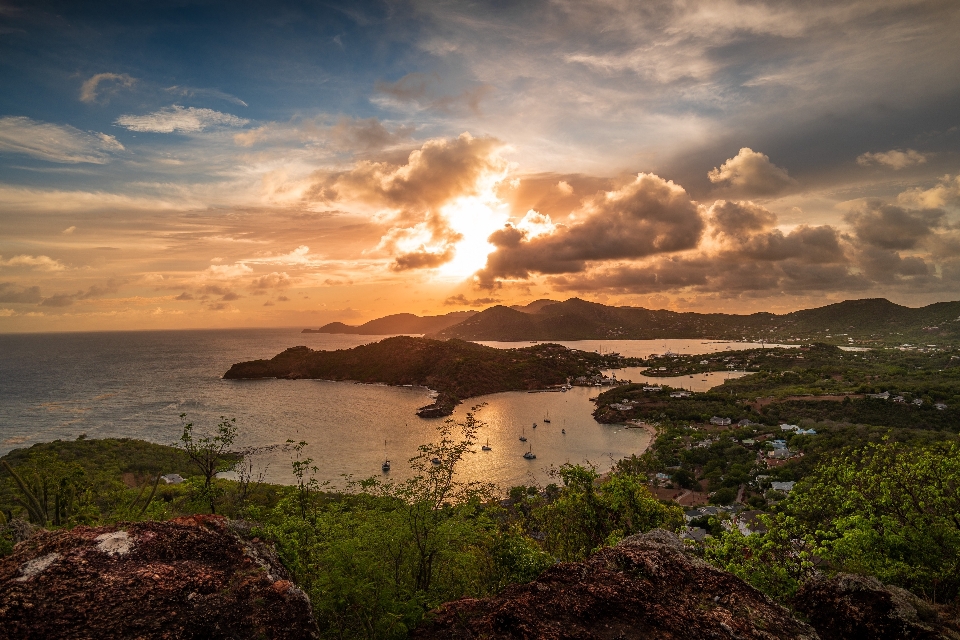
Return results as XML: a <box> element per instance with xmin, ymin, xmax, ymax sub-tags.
<box><xmin>177</xmin><ymin>414</ymin><xmax>238</xmax><ymax>514</ymax></box>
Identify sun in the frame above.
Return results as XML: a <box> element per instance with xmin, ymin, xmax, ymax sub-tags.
<box><xmin>435</xmin><ymin>195</ymin><xmax>510</xmax><ymax>280</ymax></box>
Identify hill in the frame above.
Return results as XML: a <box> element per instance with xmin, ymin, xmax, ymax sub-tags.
<box><xmin>427</xmin><ymin>297</ymin><xmax>960</xmax><ymax>346</ymax></box>
<box><xmin>304</xmin><ymin>310</ymin><xmax>476</xmax><ymax>335</ymax></box>
<box><xmin>223</xmin><ymin>336</ymin><xmax>627</xmax><ymax>417</ymax></box>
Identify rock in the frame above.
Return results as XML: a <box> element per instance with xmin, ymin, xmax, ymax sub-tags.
<box><xmin>794</xmin><ymin>573</ymin><xmax>959</xmax><ymax>640</ymax></box>
<box><xmin>414</xmin><ymin>529</ymin><xmax>818</xmax><ymax>639</ymax></box>
<box><xmin>0</xmin><ymin>514</ymin><xmax>319</xmax><ymax>639</ymax></box>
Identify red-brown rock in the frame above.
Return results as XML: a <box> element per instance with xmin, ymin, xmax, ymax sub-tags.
<box><xmin>0</xmin><ymin>515</ymin><xmax>318</xmax><ymax>639</ymax></box>
<box><xmin>414</xmin><ymin>529</ymin><xmax>818</xmax><ymax>639</ymax></box>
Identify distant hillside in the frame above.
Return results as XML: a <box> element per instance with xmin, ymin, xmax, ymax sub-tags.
<box><xmin>427</xmin><ymin>297</ymin><xmax>960</xmax><ymax>346</ymax></box>
<box><xmin>508</xmin><ymin>299</ymin><xmax>559</xmax><ymax>314</ymax></box>
<box><xmin>304</xmin><ymin>311</ymin><xmax>476</xmax><ymax>335</ymax></box>
<box><xmin>224</xmin><ymin>336</ymin><xmax>627</xmax><ymax>417</ymax></box>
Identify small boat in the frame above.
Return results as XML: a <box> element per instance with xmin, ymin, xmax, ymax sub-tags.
<box><xmin>381</xmin><ymin>440</ymin><xmax>390</xmax><ymax>472</ymax></box>
<box><xmin>561</xmin><ymin>428</ymin><xmax>566</xmax><ymax>434</ymax></box>
<box><xmin>519</xmin><ymin>427</ymin><xmax>527</xmax><ymax>442</ymax></box>
<box><xmin>482</xmin><ymin>438</ymin><xmax>492</xmax><ymax>451</ymax></box>
<box><xmin>523</xmin><ymin>445</ymin><xmax>536</xmax><ymax>460</ymax></box>
<box><xmin>543</xmin><ymin>411</ymin><xmax>551</xmax><ymax>423</ymax></box>
<box><xmin>431</xmin><ymin>457</ymin><xmax>441</xmax><ymax>465</ymax></box>
<box><xmin>532</xmin><ymin>422</ymin><xmax>537</xmax><ymax>429</ymax></box>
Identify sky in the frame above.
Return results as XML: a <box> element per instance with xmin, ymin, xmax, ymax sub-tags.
<box><xmin>1</xmin><ymin>0</ymin><xmax>959</xmax><ymax>332</ymax></box>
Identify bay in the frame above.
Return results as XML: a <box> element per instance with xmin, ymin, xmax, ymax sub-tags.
<box><xmin>0</xmin><ymin>330</ymin><xmax>774</xmax><ymax>489</ymax></box>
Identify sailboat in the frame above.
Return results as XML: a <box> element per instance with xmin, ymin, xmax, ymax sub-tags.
<box><xmin>519</xmin><ymin>426</ymin><xmax>527</xmax><ymax>442</ymax></box>
<box><xmin>482</xmin><ymin>438</ymin><xmax>492</xmax><ymax>451</ymax></box>
<box><xmin>543</xmin><ymin>411</ymin><xmax>551</xmax><ymax>423</ymax></box>
<box><xmin>523</xmin><ymin>444</ymin><xmax>536</xmax><ymax>460</ymax></box>
<box><xmin>381</xmin><ymin>440</ymin><xmax>390</xmax><ymax>472</ymax></box>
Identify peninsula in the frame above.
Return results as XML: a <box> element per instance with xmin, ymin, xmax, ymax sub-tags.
<box><xmin>224</xmin><ymin>336</ymin><xmax>632</xmax><ymax>417</ymax></box>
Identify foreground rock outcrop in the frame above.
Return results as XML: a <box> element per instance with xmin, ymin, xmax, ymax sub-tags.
<box><xmin>0</xmin><ymin>515</ymin><xmax>318</xmax><ymax>640</ymax></box>
<box><xmin>414</xmin><ymin>529</ymin><xmax>818</xmax><ymax>640</ymax></box>
<box><xmin>794</xmin><ymin>573</ymin><xmax>960</xmax><ymax>640</ymax></box>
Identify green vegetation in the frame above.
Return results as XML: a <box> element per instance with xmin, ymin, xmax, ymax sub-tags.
<box><xmin>224</xmin><ymin>336</ymin><xmax>635</xmax><ymax>417</ymax></box>
<box><xmin>431</xmin><ymin>297</ymin><xmax>960</xmax><ymax>347</ymax></box>
<box><xmin>709</xmin><ymin>440</ymin><xmax>960</xmax><ymax>603</ymax></box>
<box><xmin>4</xmin><ymin>337</ymin><xmax>960</xmax><ymax>635</ymax></box>
<box><xmin>598</xmin><ymin>343</ymin><xmax>960</xmax><ymax>431</ymax></box>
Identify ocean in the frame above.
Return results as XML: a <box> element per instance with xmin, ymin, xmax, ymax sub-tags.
<box><xmin>0</xmin><ymin>329</ymin><xmax>771</xmax><ymax>489</ymax></box>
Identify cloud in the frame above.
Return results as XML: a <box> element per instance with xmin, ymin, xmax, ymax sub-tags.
<box><xmin>202</xmin><ymin>263</ymin><xmax>253</xmax><ymax>279</ymax></box>
<box><xmin>391</xmin><ymin>246</ymin><xmax>455</xmax><ymax>271</ymax></box>
<box><xmin>844</xmin><ymin>202</ymin><xmax>945</xmax><ymax>250</ymax></box>
<box><xmin>174</xmin><ymin>292</ymin><xmax>194</xmax><ymax>301</ymax></box>
<box><xmin>477</xmin><ymin>173</ymin><xmax>704</xmax><ymax>285</ymax></box>
<box><xmin>36</xmin><ymin>279</ymin><xmax>126</xmax><ymax>307</ymax></box>
<box><xmin>199</xmin><ymin>284</ymin><xmax>240</xmax><ymax>301</ymax></box>
<box><xmin>315</xmin><ymin>133</ymin><xmax>506</xmax><ymax>211</ymax></box>
<box><xmin>708</xmin><ymin>148</ymin><xmax>797</xmax><ymax>196</ymax></box>
<box><xmin>115</xmin><ymin>105</ymin><xmax>249</xmax><ymax>133</ymax></box>
<box><xmin>62</xmin><ymin>226</ymin><xmax>76</xmax><ymax>235</ymax></box>
<box><xmin>0</xmin><ymin>117</ymin><xmax>123</xmax><ymax>163</ymax></box>
<box><xmin>165</xmin><ymin>85</ymin><xmax>248</xmax><ymax>107</ymax></box>
<box><xmin>39</xmin><ymin>293</ymin><xmax>76</xmax><ymax>307</ymax></box>
<box><xmin>709</xmin><ymin>200</ymin><xmax>777</xmax><ymax>241</ymax></box>
<box><xmin>249</xmin><ymin>271</ymin><xmax>292</xmax><ymax>290</ymax></box>
<box><xmin>375</xmin><ymin>73</ymin><xmax>492</xmax><ymax>114</ymax></box>
<box><xmin>329</xmin><ymin>116</ymin><xmax>414</xmax><ymax>151</ymax></box>
<box><xmin>310</xmin><ymin>133</ymin><xmax>509</xmax><ymax>270</ymax></box>
<box><xmin>897</xmin><ymin>174</ymin><xmax>960</xmax><ymax>209</ymax></box>
<box><xmin>0</xmin><ymin>282</ymin><xmax>42</xmax><ymax>304</ymax></box>
<box><xmin>0</xmin><ymin>254</ymin><xmax>66</xmax><ymax>271</ymax></box>
<box><xmin>79</xmin><ymin>73</ymin><xmax>136</xmax><ymax>103</ymax></box>
<box><xmin>443</xmin><ymin>293</ymin><xmax>500</xmax><ymax>306</ymax></box>
<box><xmin>857</xmin><ymin>149</ymin><xmax>927</xmax><ymax>170</ymax></box>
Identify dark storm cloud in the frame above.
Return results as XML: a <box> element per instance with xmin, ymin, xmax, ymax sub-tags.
<box><xmin>845</xmin><ymin>202</ymin><xmax>946</xmax><ymax>250</ymax></box>
<box><xmin>476</xmin><ymin>173</ymin><xmax>704</xmax><ymax>285</ymax></box>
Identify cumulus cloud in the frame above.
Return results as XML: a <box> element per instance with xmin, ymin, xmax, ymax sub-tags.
<box><xmin>36</xmin><ymin>280</ymin><xmax>125</xmax><ymax>308</ymax></box>
<box><xmin>0</xmin><ymin>282</ymin><xmax>42</xmax><ymax>304</ymax></box>
<box><xmin>0</xmin><ymin>117</ymin><xmax>123</xmax><ymax>163</ymax></box>
<box><xmin>310</xmin><ymin>133</ymin><xmax>509</xmax><ymax>271</ymax></box>
<box><xmin>174</xmin><ymin>292</ymin><xmax>194</xmax><ymax>301</ymax></box>
<box><xmin>0</xmin><ymin>254</ymin><xmax>66</xmax><ymax>271</ymax></box>
<box><xmin>708</xmin><ymin>148</ymin><xmax>797</xmax><ymax>196</ymax></box>
<box><xmin>79</xmin><ymin>73</ymin><xmax>136</xmax><ymax>103</ymax></box>
<box><xmin>844</xmin><ymin>202</ymin><xmax>945</xmax><ymax>250</ymax></box>
<box><xmin>897</xmin><ymin>174</ymin><xmax>960</xmax><ymax>209</ymax></box>
<box><xmin>115</xmin><ymin>105</ymin><xmax>249</xmax><ymax>133</ymax></box>
<box><xmin>202</xmin><ymin>263</ymin><xmax>253</xmax><ymax>279</ymax></box>
<box><xmin>709</xmin><ymin>200</ymin><xmax>777</xmax><ymax>241</ymax></box>
<box><xmin>476</xmin><ymin>173</ymin><xmax>703</xmax><ymax>285</ymax></box>
<box><xmin>857</xmin><ymin>149</ymin><xmax>927</xmax><ymax>170</ymax></box>
<box><xmin>249</xmin><ymin>271</ymin><xmax>293</xmax><ymax>290</ymax></box>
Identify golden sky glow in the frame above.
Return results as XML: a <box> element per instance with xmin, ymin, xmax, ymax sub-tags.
<box><xmin>1</xmin><ymin>1</ymin><xmax>960</xmax><ymax>332</ymax></box>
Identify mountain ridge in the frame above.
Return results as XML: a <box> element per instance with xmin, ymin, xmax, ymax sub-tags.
<box><xmin>427</xmin><ymin>297</ymin><xmax>960</xmax><ymax>344</ymax></box>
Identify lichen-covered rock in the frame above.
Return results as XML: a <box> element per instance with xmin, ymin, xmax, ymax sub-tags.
<box><xmin>414</xmin><ymin>529</ymin><xmax>819</xmax><ymax>640</ymax></box>
<box><xmin>0</xmin><ymin>515</ymin><xmax>319</xmax><ymax>639</ymax></box>
<box><xmin>794</xmin><ymin>573</ymin><xmax>959</xmax><ymax>640</ymax></box>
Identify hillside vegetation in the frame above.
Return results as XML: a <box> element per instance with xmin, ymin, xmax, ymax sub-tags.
<box><xmin>427</xmin><ymin>297</ymin><xmax>960</xmax><ymax>346</ymax></box>
<box><xmin>224</xmin><ymin>336</ymin><xmax>632</xmax><ymax>416</ymax></box>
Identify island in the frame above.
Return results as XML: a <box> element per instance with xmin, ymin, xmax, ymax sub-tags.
<box><xmin>223</xmin><ymin>336</ymin><xmax>634</xmax><ymax>417</ymax></box>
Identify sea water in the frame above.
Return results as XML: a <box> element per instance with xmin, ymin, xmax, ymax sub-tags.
<box><xmin>0</xmin><ymin>330</ymin><xmax>778</xmax><ymax>488</ymax></box>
